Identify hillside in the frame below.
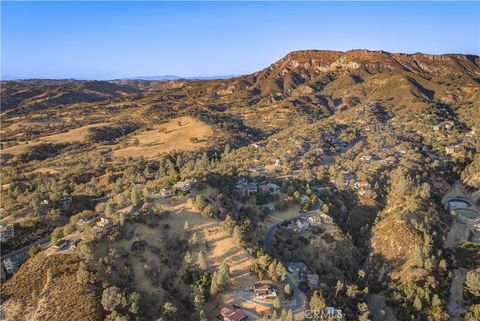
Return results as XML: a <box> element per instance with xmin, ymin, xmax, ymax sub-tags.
<box><xmin>0</xmin><ymin>80</ymin><xmax>140</xmax><ymax>115</ymax></box>
<box><xmin>1</xmin><ymin>49</ymin><xmax>479</xmax><ymax>321</ymax></box>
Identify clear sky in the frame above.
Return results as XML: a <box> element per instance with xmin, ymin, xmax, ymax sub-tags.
<box><xmin>1</xmin><ymin>1</ymin><xmax>479</xmax><ymax>80</ymax></box>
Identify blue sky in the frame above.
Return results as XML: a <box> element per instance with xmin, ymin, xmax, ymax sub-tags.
<box><xmin>1</xmin><ymin>1</ymin><xmax>479</xmax><ymax>80</ymax></box>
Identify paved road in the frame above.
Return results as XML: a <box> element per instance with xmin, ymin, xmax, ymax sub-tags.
<box><xmin>447</xmin><ymin>268</ymin><xmax>468</xmax><ymax>315</ymax></box>
<box><xmin>264</xmin><ymin>213</ymin><xmax>307</xmax><ymax>251</ymax></box>
<box><xmin>263</xmin><ymin>213</ymin><xmax>308</xmax><ymax>314</ymax></box>
<box><xmin>443</xmin><ymin>182</ymin><xmax>477</xmax><ymax>319</ymax></box>
<box><xmin>1</xmin><ymin>236</ymin><xmax>51</xmax><ymax>262</ymax></box>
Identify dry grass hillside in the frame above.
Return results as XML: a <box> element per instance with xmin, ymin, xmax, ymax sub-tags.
<box><xmin>2</xmin><ymin>122</ymin><xmax>110</xmax><ymax>156</ymax></box>
<box><xmin>1</xmin><ymin>49</ymin><xmax>479</xmax><ymax>321</ymax></box>
<box><xmin>0</xmin><ymin>253</ymin><xmax>102</xmax><ymax>321</ymax></box>
<box><xmin>112</xmin><ymin>116</ymin><xmax>213</xmax><ymax>159</ymax></box>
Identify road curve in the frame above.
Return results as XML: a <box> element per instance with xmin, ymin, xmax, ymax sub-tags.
<box><xmin>263</xmin><ymin>213</ymin><xmax>308</xmax><ymax>313</ymax></box>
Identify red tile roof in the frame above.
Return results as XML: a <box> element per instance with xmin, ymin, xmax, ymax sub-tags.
<box><xmin>220</xmin><ymin>307</ymin><xmax>247</xmax><ymax>321</ymax></box>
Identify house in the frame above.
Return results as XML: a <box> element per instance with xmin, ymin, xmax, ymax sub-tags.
<box><xmin>310</xmin><ymin>185</ymin><xmax>329</xmax><ymax>194</ymax></box>
<box><xmin>254</xmin><ymin>282</ymin><xmax>278</xmax><ymax>300</ymax></box>
<box><xmin>275</xmin><ymin>159</ymin><xmax>283</xmax><ymax>166</ymax></box>
<box><xmin>235</xmin><ymin>178</ymin><xmax>258</xmax><ymax>197</ymax></box>
<box><xmin>286</xmin><ymin>261</ymin><xmax>308</xmax><ymax>277</ymax></box>
<box><xmin>69</xmin><ymin>238</ymin><xmax>81</xmax><ymax>249</ymax></box>
<box><xmin>97</xmin><ymin>217</ymin><xmax>114</xmax><ymax>229</ymax></box>
<box><xmin>445</xmin><ymin>121</ymin><xmax>454</xmax><ymax>130</ymax></box>
<box><xmin>247</xmin><ymin>182</ymin><xmax>258</xmax><ymax>196</ymax></box>
<box><xmin>360</xmin><ymin>155</ymin><xmax>372</xmax><ymax>162</ymax></box>
<box><xmin>288</xmin><ymin>218</ymin><xmax>309</xmax><ymax>233</ymax></box>
<box><xmin>259</xmin><ymin>183</ymin><xmax>281</xmax><ymax>193</ymax></box>
<box><xmin>76</xmin><ymin>216</ymin><xmax>98</xmax><ymax>230</ymax></box>
<box><xmin>59</xmin><ymin>195</ymin><xmax>73</xmax><ymax>206</ymax></box>
<box><xmin>325</xmin><ymin>307</ymin><xmax>343</xmax><ymax>318</ymax></box>
<box><xmin>307</xmin><ymin>212</ymin><xmax>333</xmax><ymax>226</ymax></box>
<box><xmin>343</xmin><ymin>171</ymin><xmax>356</xmax><ymax>185</ymax></box>
<box><xmin>261</xmin><ymin>204</ymin><xmax>275</xmax><ymax>214</ymax></box>
<box><xmin>3</xmin><ymin>256</ymin><xmax>21</xmax><ymax>274</ymax></box>
<box><xmin>445</xmin><ymin>145</ymin><xmax>460</xmax><ymax>155</ymax></box>
<box><xmin>174</xmin><ymin>181</ymin><xmax>192</xmax><ymax>193</ymax></box>
<box><xmin>300</xmin><ymin>194</ymin><xmax>311</xmax><ymax>204</ymax></box>
<box><xmin>0</xmin><ymin>224</ymin><xmax>15</xmax><ymax>242</ymax></box>
<box><xmin>308</xmin><ymin>216</ymin><xmax>322</xmax><ymax>226</ymax></box>
<box><xmin>53</xmin><ymin>239</ymin><xmax>70</xmax><ymax>251</ymax></box>
<box><xmin>40</xmin><ymin>196</ymin><xmax>50</xmax><ymax>205</ymax></box>
<box><xmin>159</xmin><ymin>187</ymin><xmax>175</xmax><ymax>198</ymax></box>
<box><xmin>220</xmin><ymin>306</ymin><xmax>248</xmax><ymax>321</ymax></box>
<box><xmin>250</xmin><ymin>166</ymin><xmax>268</xmax><ymax>176</ymax></box>
<box><xmin>466</xmin><ymin>129</ymin><xmax>476</xmax><ymax>137</ymax></box>
<box><xmin>306</xmin><ymin>273</ymin><xmax>320</xmax><ymax>287</ymax></box>
<box><xmin>354</xmin><ymin>181</ymin><xmax>370</xmax><ymax>189</ymax></box>
<box><xmin>433</xmin><ymin>125</ymin><xmax>440</xmax><ymax>131</ymax></box>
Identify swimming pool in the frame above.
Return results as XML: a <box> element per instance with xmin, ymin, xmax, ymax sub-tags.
<box><xmin>451</xmin><ymin>208</ymin><xmax>479</xmax><ymax>219</ymax></box>
<box><xmin>447</xmin><ymin>198</ymin><xmax>472</xmax><ymax>209</ymax></box>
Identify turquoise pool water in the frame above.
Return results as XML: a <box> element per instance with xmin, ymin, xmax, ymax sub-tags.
<box><xmin>451</xmin><ymin>208</ymin><xmax>479</xmax><ymax>219</ymax></box>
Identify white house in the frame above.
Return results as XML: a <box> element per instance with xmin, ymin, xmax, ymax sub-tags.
<box><xmin>97</xmin><ymin>217</ymin><xmax>114</xmax><ymax>229</ymax></box>
<box><xmin>159</xmin><ymin>187</ymin><xmax>175</xmax><ymax>198</ymax></box>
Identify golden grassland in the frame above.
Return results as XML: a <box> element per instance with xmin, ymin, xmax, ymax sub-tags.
<box><xmin>112</xmin><ymin>116</ymin><xmax>213</xmax><ymax>159</ymax></box>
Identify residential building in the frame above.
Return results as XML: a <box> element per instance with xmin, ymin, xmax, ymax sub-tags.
<box><xmin>354</xmin><ymin>181</ymin><xmax>370</xmax><ymax>189</ymax></box>
<box><xmin>445</xmin><ymin>145</ymin><xmax>460</xmax><ymax>155</ymax></box>
<box><xmin>53</xmin><ymin>239</ymin><xmax>70</xmax><ymax>251</ymax></box>
<box><xmin>59</xmin><ymin>195</ymin><xmax>73</xmax><ymax>206</ymax></box>
<box><xmin>360</xmin><ymin>155</ymin><xmax>372</xmax><ymax>162</ymax></box>
<box><xmin>325</xmin><ymin>307</ymin><xmax>343</xmax><ymax>319</ymax></box>
<box><xmin>254</xmin><ymin>282</ymin><xmax>278</xmax><ymax>300</ymax></box>
<box><xmin>307</xmin><ymin>212</ymin><xmax>333</xmax><ymax>226</ymax></box>
<box><xmin>261</xmin><ymin>204</ymin><xmax>275</xmax><ymax>214</ymax></box>
<box><xmin>3</xmin><ymin>256</ymin><xmax>21</xmax><ymax>274</ymax></box>
<box><xmin>69</xmin><ymin>238</ymin><xmax>81</xmax><ymax>249</ymax></box>
<box><xmin>220</xmin><ymin>306</ymin><xmax>248</xmax><ymax>321</ymax></box>
<box><xmin>300</xmin><ymin>195</ymin><xmax>310</xmax><ymax>204</ymax></box>
<box><xmin>76</xmin><ymin>216</ymin><xmax>98</xmax><ymax>230</ymax></box>
<box><xmin>247</xmin><ymin>182</ymin><xmax>258</xmax><ymax>196</ymax></box>
<box><xmin>174</xmin><ymin>181</ymin><xmax>192</xmax><ymax>193</ymax></box>
<box><xmin>0</xmin><ymin>224</ymin><xmax>15</xmax><ymax>242</ymax></box>
<box><xmin>250</xmin><ymin>165</ymin><xmax>268</xmax><ymax>176</ymax></box>
<box><xmin>287</xmin><ymin>218</ymin><xmax>309</xmax><ymax>233</ymax></box>
<box><xmin>97</xmin><ymin>217</ymin><xmax>114</xmax><ymax>229</ymax></box>
<box><xmin>259</xmin><ymin>183</ymin><xmax>281</xmax><ymax>193</ymax></box>
<box><xmin>159</xmin><ymin>187</ymin><xmax>174</xmax><ymax>198</ymax></box>
<box><xmin>306</xmin><ymin>273</ymin><xmax>320</xmax><ymax>287</ymax></box>
<box><xmin>286</xmin><ymin>261</ymin><xmax>308</xmax><ymax>277</ymax></box>
<box><xmin>40</xmin><ymin>197</ymin><xmax>50</xmax><ymax>205</ymax></box>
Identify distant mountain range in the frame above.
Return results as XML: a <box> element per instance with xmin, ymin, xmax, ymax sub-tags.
<box><xmin>1</xmin><ymin>75</ymin><xmax>239</xmax><ymax>81</ymax></box>
<box><xmin>120</xmin><ymin>75</ymin><xmax>238</xmax><ymax>81</ymax></box>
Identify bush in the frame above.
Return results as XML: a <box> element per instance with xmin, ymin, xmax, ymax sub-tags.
<box><xmin>192</xmin><ymin>195</ymin><xmax>209</xmax><ymax>211</ymax></box>
<box><xmin>101</xmin><ymin>286</ymin><xmax>127</xmax><ymax>312</ymax></box>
